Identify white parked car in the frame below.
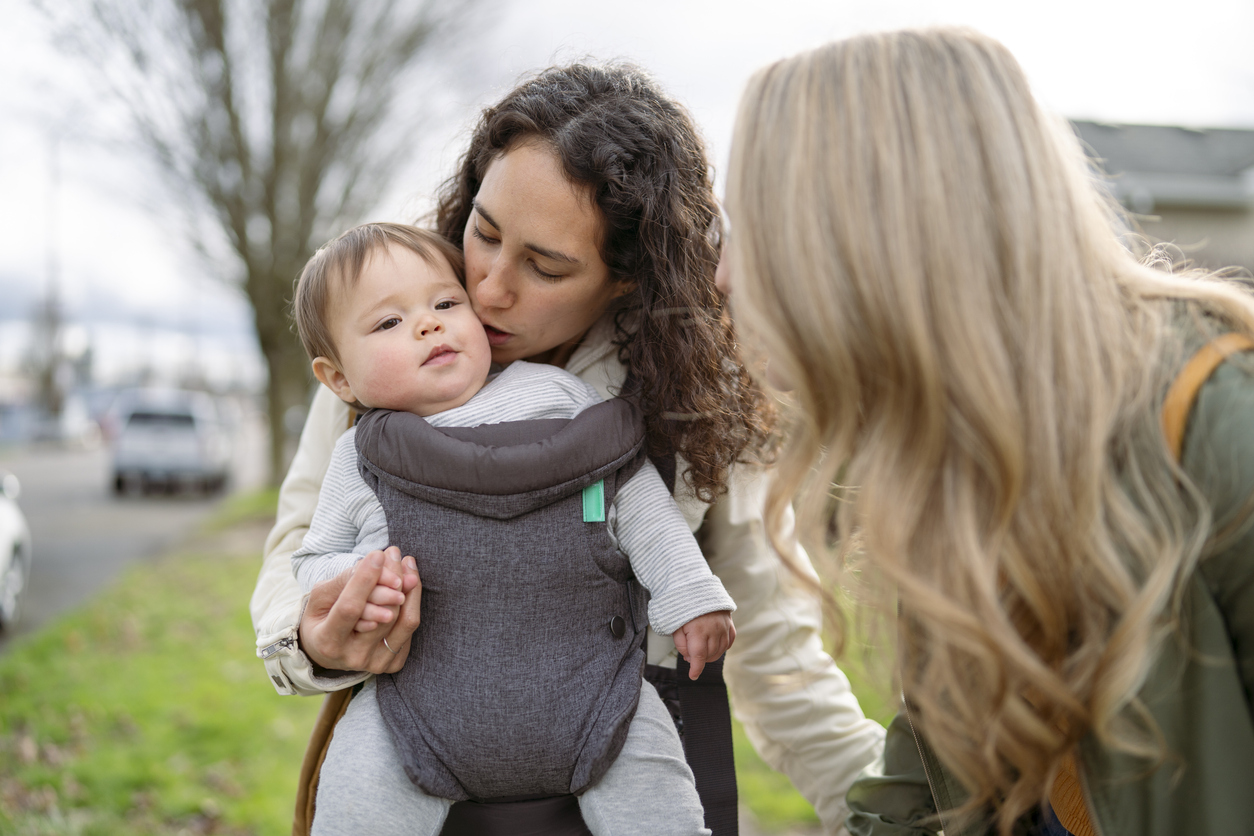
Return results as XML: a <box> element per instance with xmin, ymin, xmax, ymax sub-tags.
<box><xmin>110</xmin><ymin>389</ymin><xmax>233</xmax><ymax>495</ymax></box>
<box><xmin>0</xmin><ymin>472</ymin><xmax>32</xmax><ymax>634</ymax></box>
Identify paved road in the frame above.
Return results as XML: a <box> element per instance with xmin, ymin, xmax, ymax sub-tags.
<box><xmin>0</xmin><ymin>408</ymin><xmax>268</xmax><ymax>652</ymax></box>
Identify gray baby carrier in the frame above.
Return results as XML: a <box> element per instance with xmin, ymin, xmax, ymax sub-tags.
<box><xmin>354</xmin><ymin>399</ymin><xmax>650</xmax><ymax>802</ymax></box>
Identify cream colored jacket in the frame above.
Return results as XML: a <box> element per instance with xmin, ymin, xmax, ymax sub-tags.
<box><xmin>250</xmin><ymin>315</ymin><xmax>885</xmax><ymax>833</ymax></box>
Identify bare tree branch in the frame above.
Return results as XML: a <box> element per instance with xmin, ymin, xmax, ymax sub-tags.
<box><xmin>35</xmin><ymin>0</ymin><xmax>488</xmax><ymax>482</ymax></box>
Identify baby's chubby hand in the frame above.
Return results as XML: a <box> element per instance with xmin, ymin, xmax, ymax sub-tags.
<box><xmin>353</xmin><ymin>547</ymin><xmax>420</xmax><ymax>633</ymax></box>
<box><xmin>672</xmin><ymin>610</ymin><xmax>735</xmax><ymax>679</ymax></box>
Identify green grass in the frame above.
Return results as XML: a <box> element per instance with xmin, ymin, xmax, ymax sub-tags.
<box><xmin>0</xmin><ymin>492</ymin><xmax>320</xmax><ymax>835</ymax></box>
<box><xmin>733</xmin><ymin>720</ymin><xmax>822</xmax><ymax>830</ymax></box>
<box><xmin>200</xmin><ymin>488</ymin><xmax>280</xmax><ymax>533</ymax></box>
<box><xmin>0</xmin><ymin>488</ymin><xmax>895</xmax><ymax>835</ymax></box>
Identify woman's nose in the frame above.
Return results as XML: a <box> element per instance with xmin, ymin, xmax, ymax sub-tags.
<box><xmin>473</xmin><ymin>259</ymin><xmax>515</xmax><ymax>309</ymax></box>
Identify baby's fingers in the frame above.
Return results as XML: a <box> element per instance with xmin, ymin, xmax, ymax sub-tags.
<box><xmin>354</xmin><ymin>597</ymin><xmax>400</xmax><ymax>632</ymax></box>
<box><xmin>711</xmin><ymin>621</ymin><xmax>734</xmax><ymax>659</ymax></box>
<box><xmin>366</xmin><ymin>582</ymin><xmax>404</xmax><ymax>608</ymax></box>
<box><xmin>684</xmin><ymin>631</ymin><xmax>711</xmax><ymax>680</ymax></box>
<box><xmin>358</xmin><ymin>602</ymin><xmax>397</xmax><ymax>628</ymax></box>
<box><xmin>672</xmin><ymin>628</ymin><xmax>688</xmax><ymax>658</ymax></box>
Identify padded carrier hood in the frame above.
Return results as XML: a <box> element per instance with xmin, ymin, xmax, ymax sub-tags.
<box><xmin>355</xmin><ymin>398</ymin><xmax>650</xmax><ymax>801</ymax></box>
<box><xmin>355</xmin><ymin>399</ymin><xmax>644</xmax><ymax>518</ymax></box>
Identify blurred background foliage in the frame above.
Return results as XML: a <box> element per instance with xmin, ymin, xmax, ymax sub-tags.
<box><xmin>31</xmin><ymin>0</ymin><xmax>487</xmax><ymax>485</ymax></box>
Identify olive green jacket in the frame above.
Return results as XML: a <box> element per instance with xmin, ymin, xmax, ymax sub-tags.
<box><xmin>847</xmin><ymin>359</ymin><xmax>1254</xmax><ymax>836</ymax></box>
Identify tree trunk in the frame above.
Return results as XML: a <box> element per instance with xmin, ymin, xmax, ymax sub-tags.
<box><xmin>261</xmin><ymin>334</ymin><xmax>313</xmax><ymax>486</ymax></box>
<box><xmin>251</xmin><ymin>266</ymin><xmax>315</xmax><ymax>485</ymax></box>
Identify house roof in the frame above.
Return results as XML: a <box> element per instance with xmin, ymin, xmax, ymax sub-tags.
<box><xmin>1071</xmin><ymin>121</ymin><xmax>1254</xmax><ymax>211</ymax></box>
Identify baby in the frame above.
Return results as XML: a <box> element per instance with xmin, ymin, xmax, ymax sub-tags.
<box><xmin>289</xmin><ymin>222</ymin><xmax>734</xmax><ymax>836</ymax></box>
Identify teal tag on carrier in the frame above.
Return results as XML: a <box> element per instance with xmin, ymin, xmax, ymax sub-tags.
<box><xmin>582</xmin><ymin>480</ymin><xmax>606</xmax><ymax>523</ymax></box>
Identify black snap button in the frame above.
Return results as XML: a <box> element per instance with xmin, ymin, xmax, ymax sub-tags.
<box><xmin>609</xmin><ymin>615</ymin><xmax>627</xmax><ymax>638</ymax></box>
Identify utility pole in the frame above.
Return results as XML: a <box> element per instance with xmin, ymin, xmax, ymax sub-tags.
<box><xmin>32</xmin><ymin>132</ymin><xmax>66</xmax><ymax>425</ymax></box>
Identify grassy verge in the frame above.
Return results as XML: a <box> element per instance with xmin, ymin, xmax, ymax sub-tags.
<box><xmin>0</xmin><ymin>489</ymin><xmax>893</xmax><ymax>834</ymax></box>
<box><xmin>0</xmin><ymin>493</ymin><xmax>321</xmax><ymax>835</ymax></box>
<box><xmin>199</xmin><ymin>488</ymin><xmax>281</xmax><ymax>533</ymax></box>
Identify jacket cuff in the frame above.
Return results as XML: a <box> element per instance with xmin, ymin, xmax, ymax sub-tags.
<box><xmin>255</xmin><ymin>596</ymin><xmax>371</xmax><ymax>696</ymax></box>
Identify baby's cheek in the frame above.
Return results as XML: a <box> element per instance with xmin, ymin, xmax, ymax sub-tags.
<box><xmin>365</xmin><ymin>352</ymin><xmax>419</xmax><ymax>404</ymax></box>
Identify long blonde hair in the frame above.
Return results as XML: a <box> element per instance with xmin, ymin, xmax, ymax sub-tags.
<box><xmin>727</xmin><ymin>27</ymin><xmax>1254</xmax><ymax>832</ymax></box>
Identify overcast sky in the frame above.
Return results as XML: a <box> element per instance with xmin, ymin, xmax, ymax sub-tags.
<box><xmin>1</xmin><ymin>0</ymin><xmax>1252</xmax><ymax>386</ymax></box>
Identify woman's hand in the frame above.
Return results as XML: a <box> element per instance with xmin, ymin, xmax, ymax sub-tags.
<box><xmin>298</xmin><ymin>547</ymin><xmax>422</xmax><ymax>676</ymax></box>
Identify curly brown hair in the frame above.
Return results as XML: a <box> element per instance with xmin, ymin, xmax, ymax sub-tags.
<box><xmin>433</xmin><ymin>63</ymin><xmax>773</xmax><ymax>500</ymax></box>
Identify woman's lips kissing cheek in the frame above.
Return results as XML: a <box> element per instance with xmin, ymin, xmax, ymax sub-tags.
<box><xmin>422</xmin><ymin>345</ymin><xmax>457</xmax><ymax>367</ymax></box>
<box><xmin>483</xmin><ymin>325</ymin><xmax>512</xmax><ymax>347</ymax></box>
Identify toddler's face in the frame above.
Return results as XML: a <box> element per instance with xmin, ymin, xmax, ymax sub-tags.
<box><xmin>316</xmin><ymin>243</ymin><xmax>492</xmax><ymax>416</ymax></box>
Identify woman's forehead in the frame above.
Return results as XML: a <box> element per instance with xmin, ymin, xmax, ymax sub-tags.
<box><xmin>476</xmin><ymin>142</ymin><xmax>603</xmax><ymax>255</ymax></box>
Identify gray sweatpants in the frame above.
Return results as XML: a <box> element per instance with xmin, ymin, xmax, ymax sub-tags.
<box><xmin>313</xmin><ymin>677</ymin><xmax>711</xmax><ymax>836</ymax></box>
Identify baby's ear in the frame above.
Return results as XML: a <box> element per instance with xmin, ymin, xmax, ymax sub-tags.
<box><xmin>311</xmin><ymin>357</ymin><xmax>357</xmax><ymax>405</ymax></box>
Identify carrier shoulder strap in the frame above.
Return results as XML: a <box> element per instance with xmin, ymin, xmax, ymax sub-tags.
<box><xmin>620</xmin><ymin>367</ymin><xmax>677</xmax><ymax>494</ymax></box>
<box><xmin>674</xmin><ymin>654</ymin><xmax>739</xmax><ymax>836</ymax></box>
<box><xmin>644</xmin><ymin>655</ymin><xmax>738</xmax><ymax>836</ymax></box>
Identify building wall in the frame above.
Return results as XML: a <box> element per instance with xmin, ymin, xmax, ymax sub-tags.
<box><xmin>1136</xmin><ymin>207</ymin><xmax>1254</xmax><ymax>276</ymax></box>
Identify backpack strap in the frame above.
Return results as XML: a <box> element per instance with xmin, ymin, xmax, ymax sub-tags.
<box><xmin>1162</xmin><ymin>333</ymin><xmax>1254</xmax><ymax>461</ymax></box>
<box><xmin>1048</xmin><ymin>752</ymin><xmax>1097</xmax><ymax>836</ymax></box>
<box><xmin>1049</xmin><ymin>331</ymin><xmax>1254</xmax><ymax>836</ymax></box>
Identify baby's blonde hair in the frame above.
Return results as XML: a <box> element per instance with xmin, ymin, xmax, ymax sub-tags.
<box><xmin>727</xmin><ymin>27</ymin><xmax>1254</xmax><ymax>832</ymax></box>
<box><xmin>293</xmin><ymin>222</ymin><xmax>464</xmax><ymax>367</ymax></box>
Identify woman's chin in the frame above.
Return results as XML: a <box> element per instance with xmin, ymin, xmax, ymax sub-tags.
<box><xmin>489</xmin><ymin>346</ymin><xmax>524</xmax><ymax>365</ymax></box>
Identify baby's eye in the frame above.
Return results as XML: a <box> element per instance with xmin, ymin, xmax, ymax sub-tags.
<box><xmin>434</xmin><ymin>300</ymin><xmax>457</xmax><ymax>311</ymax></box>
<box><xmin>377</xmin><ymin>317</ymin><xmax>400</xmax><ymax>331</ymax></box>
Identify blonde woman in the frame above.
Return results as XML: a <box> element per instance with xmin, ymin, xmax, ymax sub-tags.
<box><xmin>718</xmin><ymin>28</ymin><xmax>1254</xmax><ymax>836</ymax></box>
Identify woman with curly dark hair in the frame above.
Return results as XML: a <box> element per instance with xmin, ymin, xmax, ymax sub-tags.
<box><xmin>435</xmin><ymin>64</ymin><xmax>763</xmax><ymax>500</ymax></box>
<box><xmin>252</xmin><ymin>63</ymin><xmax>885</xmax><ymax>834</ymax></box>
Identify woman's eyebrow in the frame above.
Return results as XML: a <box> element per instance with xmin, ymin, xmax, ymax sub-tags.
<box><xmin>473</xmin><ymin>199</ymin><xmax>581</xmax><ymax>266</ymax></box>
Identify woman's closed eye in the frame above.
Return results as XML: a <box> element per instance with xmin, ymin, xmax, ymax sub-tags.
<box><xmin>470</xmin><ymin>222</ymin><xmax>498</xmax><ymax>245</ymax></box>
<box><xmin>529</xmin><ymin>262</ymin><xmax>562</xmax><ymax>281</ymax></box>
